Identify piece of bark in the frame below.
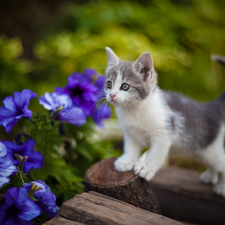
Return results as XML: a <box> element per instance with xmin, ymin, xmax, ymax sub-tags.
<box><xmin>84</xmin><ymin>157</ymin><xmax>160</xmax><ymax>213</ymax></box>
<box><xmin>58</xmin><ymin>191</ymin><xmax>184</xmax><ymax>225</ymax></box>
<box><xmin>149</xmin><ymin>166</ymin><xmax>225</xmax><ymax>225</ymax></box>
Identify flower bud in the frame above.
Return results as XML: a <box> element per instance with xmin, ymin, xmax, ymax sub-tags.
<box><xmin>14</xmin><ymin>154</ymin><xmax>29</xmax><ymax>172</ymax></box>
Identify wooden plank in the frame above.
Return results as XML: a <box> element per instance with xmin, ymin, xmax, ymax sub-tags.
<box><xmin>44</xmin><ymin>215</ymin><xmax>85</xmax><ymax>225</ymax></box>
<box><xmin>58</xmin><ymin>191</ymin><xmax>184</xmax><ymax>225</ymax></box>
<box><xmin>149</xmin><ymin>166</ymin><xmax>225</xmax><ymax>225</ymax></box>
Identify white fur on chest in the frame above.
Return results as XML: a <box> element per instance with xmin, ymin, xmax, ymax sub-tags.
<box><xmin>116</xmin><ymin>89</ymin><xmax>170</xmax><ymax>147</ymax></box>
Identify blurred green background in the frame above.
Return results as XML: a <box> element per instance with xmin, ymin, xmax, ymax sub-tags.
<box><xmin>0</xmin><ymin>0</ymin><xmax>225</xmax><ymax>200</ymax></box>
<box><xmin>1</xmin><ymin>0</ymin><xmax>225</xmax><ymax>102</ymax></box>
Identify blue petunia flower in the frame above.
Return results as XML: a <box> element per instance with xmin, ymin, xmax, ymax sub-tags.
<box><xmin>39</xmin><ymin>92</ymin><xmax>86</xmax><ymax>126</ymax></box>
<box><xmin>23</xmin><ymin>180</ymin><xmax>59</xmax><ymax>219</ymax></box>
<box><xmin>0</xmin><ymin>142</ymin><xmax>17</xmax><ymax>188</ymax></box>
<box><xmin>0</xmin><ymin>89</ymin><xmax>37</xmax><ymax>133</ymax></box>
<box><xmin>0</xmin><ymin>187</ymin><xmax>42</xmax><ymax>225</ymax></box>
<box><xmin>3</xmin><ymin>139</ymin><xmax>43</xmax><ymax>174</ymax></box>
<box><xmin>55</xmin><ymin>71</ymin><xmax>99</xmax><ymax>116</ymax></box>
<box><xmin>55</xmin><ymin>69</ymin><xmax>111</xmax><ymax>126</ymax></box>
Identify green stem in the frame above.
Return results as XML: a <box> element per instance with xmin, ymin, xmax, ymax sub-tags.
<box><xmin>20</xmin><ymin>172</ymin><xmax>24</xmax><ymax>184</ymax></box>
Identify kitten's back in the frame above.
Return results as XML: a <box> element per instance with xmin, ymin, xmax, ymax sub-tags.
<box><xmin>163</xmin><ymin>91</ymin><xmax>223</xmax><ymax>150</ymax></box>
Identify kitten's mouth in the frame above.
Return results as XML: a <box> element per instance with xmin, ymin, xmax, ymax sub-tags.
<box><xmin>110</xmin><ymin>99</ymin><xmax>118</xmax><ymax>106</ymax></box>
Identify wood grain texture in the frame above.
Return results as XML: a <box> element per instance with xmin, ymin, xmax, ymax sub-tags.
<box><xmin>44</xmin><ymin>216</ymin><xmax>85</xmax><ymax>225</ymax></box>
<box><xmin>150</xmin><ymin>165</ymin><xmax>225</xmax><ymax>225</ymax></box>
<box><xmin>84</xmin><ymin>157</ymin><xmax>160</xmax><ymax>213</ymax></box>
<box><xmin>58</xmin><ymin>191</ymin><xmax>184</xmax><ymax>225</ymax></box>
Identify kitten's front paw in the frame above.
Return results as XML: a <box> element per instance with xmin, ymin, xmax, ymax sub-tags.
<box><xmin>213</xmin><ymin>182</ymin><xmax>225</xmax><ymax>197</ymax></box>
<box><xmin>134</xmin><ymin>161</ymin><xmax>155</xmax><ymax>181</ymax></box>
<box><xmin>200</xmin><ymin>170</ymin><xmax>218</xmax><ymax>185</ymax></box>
<box><xmin>114</xmin><ymin>157</ymin><xmax>136</xmax><ymax>172</ymax></box>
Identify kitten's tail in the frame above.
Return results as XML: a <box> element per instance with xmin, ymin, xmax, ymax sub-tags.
<box><xmin>211</xmin><ymin>55</ymin><xmax>225</xmax><ymax>67</ymax></box>
<box><xmin>211</xmin><ymin>55</ymin><xmax>225</xmax><ymax>112</ymax></box>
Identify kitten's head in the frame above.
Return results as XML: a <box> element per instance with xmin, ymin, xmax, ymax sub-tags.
<box><xmin>104</xmin><ymin>47</ymin><xmax>157</xmax><ymax>108</ymax></box>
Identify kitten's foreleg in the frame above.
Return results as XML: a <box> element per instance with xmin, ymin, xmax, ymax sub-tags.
<box><xmin>134</xmin><ymin>136</ymin><xmax>171</xmax><ymax>181</ymax></box>
<box><xmin>114</xmin><ymin>134</ymin><xmax>142</xmax><ymax>172</ymax></box>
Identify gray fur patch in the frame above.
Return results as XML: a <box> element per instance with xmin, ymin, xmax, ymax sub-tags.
<box><xmin>163</xmin><ymin>91</ymin><xmax>223</xmax><ymax>150</ymax></box>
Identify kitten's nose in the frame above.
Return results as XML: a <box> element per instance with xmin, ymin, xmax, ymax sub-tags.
<box><xmin>110</xmin><ymin>94</ymin><xmax>116</xmax><ymax>99</ymax></box>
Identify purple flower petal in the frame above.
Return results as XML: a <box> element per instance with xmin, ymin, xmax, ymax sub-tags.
<box><xmin>36</xmin><ymin>180</ymin><xmax>51</xmax><ymax>193</ymax></box>
<box><xmin>23</xmin><ymin>180</ymin><xmax>59</xmax><ymax>219</ymax></box>
<box><xmin>0</xmin><ymin>89</ymin><xmax>37</xmax><ymax>133</ymax></box>
<box><xmin>22</xmin><ymin>139</ymin><xmax>35</xmax><ymax>155</ymax></box>
<box><xmin>0</xmin><ymin>107</ymin><xmax>17</xmax><ymax>121</ymax></box>
<box><xmin>92</xmin><ymin>103</ymin><xmax>111</xmax><ymax>127</ymax></box>
<box><xmin>35</xmin><ymin>192</ymin><xmax>56</xmax><ymax>205</ymax></box>
<box><xmin>1</xmin><ymin>187</ymin><xmax>41</xmax><ymax>224</ymax></box>
<box><xmin>14</xmin><ymin>89</ymin><xmax>37</xmax><ymax>112</ymax></box>
<box><xmin>0</xmin><ymin>215</ymin><xmax>18</xmax><ymax>225</ymax></box>
<box><xmin>3</xmin><ymin>139</ymin><xmax>43</xmax><ymax>174</ymax></box>
<box><xmin>3</xmin><ymin>96</ymin><xmax>17</xmax><ymax>112</ymax></box>
<box><xmin>0</xmin><ymin>154</ymin><xmax>17</xmax><ymax>188</ymax></box>
<box><xmin>17</xmin><ymin>198</ymin><xmax>42</xmax><ymax>221</ymax></box>
<box><xmin>5</xmin><ymin>119</ymin><xmax>18</xmax><ymax>133</ymax></box>
<box><xmin>39</xmin><ymin>92</ymin><xmax>73</xmax><ymax>112</ymax></box>
<box><xmin>0</xmin><ymin>141</ymin><xmax>7</xmax><ymax>157</ymax></box>
<box><xmin>39</xmin><ymin>92</ymin><xmax>57</xmax><ymax>110</ymax></box>
<box><xmin>83</xmin><ymin>68</ymin><xmax>97</xmax><ymax>82</ymax></box>
<box><xmin>55</xmin><ymin>86</ymin><xmax>65</xmax><ymax>95</ymax></box>
<box><xmin>4</xmin><ymin>187</ymin><xmax>18</xmax><ymax>207</ymax></box>
<box><xmin>0</xmin><ymin>176</ymin><xmax>10</xmax><ymax>188</ymax></box>
<box><xmin>23</xmin><ymin>151</ymin><xmax>44</xmax><ymax>173</ymax></box>
<box><xmin>68</xmin><ymin>73</ymin><xmax>83</xmax><ymax>85</ymax></box>
<box><xmin>39</xmin><ymin>203</ymin><xmax>59</xmax><ymax>219</ymax></box>
<box><xmin>14</xmin><ymin>187</ymin><xmax>28</xmax><ymax>209</ymax></box>
<box><xmin>95</xmin><ymin>76</ymin><xmax>105</xmax><ymax>89</ymax></box>
<box><xmin>4</xmin><ymin>141</ymin><xmax>20</xmax><ymax>156</ymax></box>
<box><xmin>56</xmin><ymin>94</ymin><xmax>73</xmax><ymax>109</ymax></box>
<box><xmin>0</xmin><ymin>204</ymin><xmax>8</xmax><ymax>224</ymax></box>
<box><xmin>0</xmin><ymin>155</ymin><xmax>17</xmax><ymax>177</ymax></box>
<box><xmin>22</xmin><ymin>161</ymin><xmax>34</xmax><ymax>174</ymax></box>
<box><xmin>58</xmin><ymin>107</ymin><xmax>86</xmax><ymax>126</ymax></box>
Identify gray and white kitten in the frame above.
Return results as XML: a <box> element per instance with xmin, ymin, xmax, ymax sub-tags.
<box><xmin>104</xmin><ymin>47</ymin><xmax>225</xmax><ymax>197</ymax></box>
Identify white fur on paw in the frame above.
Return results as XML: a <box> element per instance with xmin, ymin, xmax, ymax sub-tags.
<box><xmin>200</xmin><ymin>170</ymin><xmax>218</xmax><ymax>185</ymax></box>
<box><xmin>134</xmin><ymin>161</ymin><xmax>155</xmax><ymax>181</ymax></box>
<box><xmin>213</xmin><ymin>182</ymin><xmax>225</xmax><ymax>197</ymax></box>
<box><xmin>114</xmin><ymin>157</ymin><xmax>136</xmax><ymax>172</ymax></box>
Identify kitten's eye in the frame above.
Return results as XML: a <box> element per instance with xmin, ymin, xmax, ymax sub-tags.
<box><xmin>107</xmin><ymin>81</ymin><xmax>112</xmax><ymax>89</ymax></box>
<box><xmin>121</xmin><ymin>83</ymin><xmax>130</xmax><ymax>91</ymax></box>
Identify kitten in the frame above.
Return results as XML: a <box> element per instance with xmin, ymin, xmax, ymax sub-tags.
<box><xmin>104</xmin><ymin>47</ymin><xmax>225</xmax><ymax>197</ymax></box>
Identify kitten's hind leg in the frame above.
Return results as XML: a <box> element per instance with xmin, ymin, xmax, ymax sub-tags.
<box><xmin>198</xmin><ymin>124</ymin><xmax>225</xmax><ymax>196</ymax></box>
<box><xmin>200</xmin><ymin>169</ymin><xmax>218</xmax><ymax>185</ymax></box>
<box><xmin>213</xmin><ymin>172</ymin><xmax>225</xmax><ymax>197</ymax></box>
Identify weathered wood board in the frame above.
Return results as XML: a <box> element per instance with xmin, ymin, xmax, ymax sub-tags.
<box><xmin>149</xmin><ymin>165</ymin><xmax>225</xmax><ymax>225</ymax></box>
<box><xmin>44</xmin><ymin>216</ymin><xmax>85</xmax><ymax>225</ymax></box>
<box><xmin>46</xmin><ymin>191</ymin><xmax>184</xmax><ymax>225</ymax></box>
<box><xmin>84</xmin><ymin>157</ymin><xmax>225</xmax><ymax>225</ymax></box>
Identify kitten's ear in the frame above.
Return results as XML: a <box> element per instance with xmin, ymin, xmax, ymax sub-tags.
<box><xmin>105</xmin><ymin>47</ymin><xmax>120</xmax><ymax>67</ymax></box>
<box><xmin>132</xmin><ymin>52</ymin><xmax>154</xmax><ymax>81</ymax></box>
